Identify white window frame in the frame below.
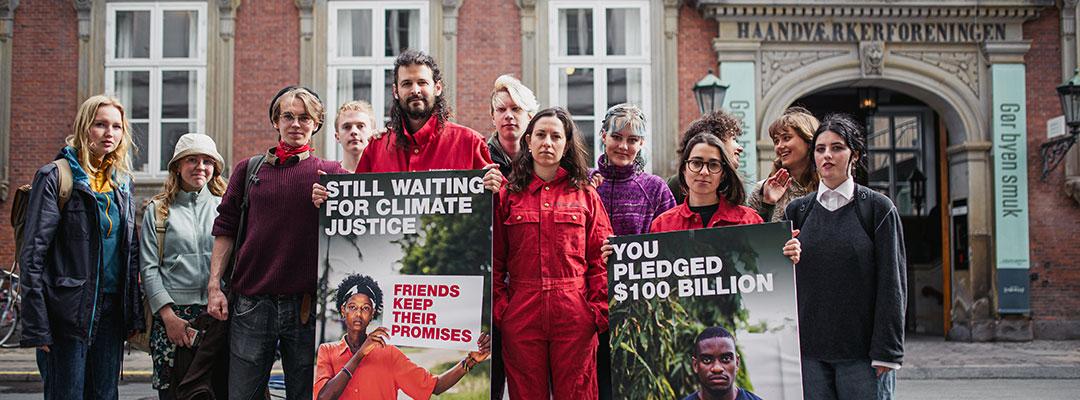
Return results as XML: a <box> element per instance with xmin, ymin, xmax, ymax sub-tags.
<box><xmin>105</xmin><ymin>2</ymin><xmax>207</xmax><ymax>178</ymax></box>
<box><xmin>325</xmin><ymin>1</ymin><xmax>429</xmax><ymax>160</ymax></box>
<box><xmin>548</xmin><ymin>0</ymin><xmax>652</xmax><ymax>169</ymax></box>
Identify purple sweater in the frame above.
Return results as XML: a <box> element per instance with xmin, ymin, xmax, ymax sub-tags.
<box><xmin>592</xmin><ymin>155</ymin><xmax>677</xmax><ymax>236</ymax></box>
<box><xmin>212</xmin><ymin>151</ymin><xmax>346</xmax><ymax>296</ymax></box>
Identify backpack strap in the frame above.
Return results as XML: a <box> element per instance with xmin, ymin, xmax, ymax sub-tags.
<box><xmin>52</xmin><ymin>159</ymin><xmax>73</xmax><ymax>211</ymax></box>
<box><xmin>853</xmin><ymin>186</ymin><xmax>878</xmax><ymax>242</ymax></box>
<box><xmin>223</xmin><ymin>155</ymin><xmax>266</xmax><ymax>292</ymax></box>
<box><xmin>151</xmin><ymin>199</ymin><xmax>169</xmax><ymax>264</ymax></box>
<box><xmin>791</xmin><ymin>191</ymin><xmax>817</xmax><ymax>231</ymax></box>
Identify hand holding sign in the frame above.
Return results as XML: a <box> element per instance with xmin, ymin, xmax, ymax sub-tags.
<box><xmin>468</xmin><ymin>332</ymin><xmax>492</xmax><ymax>365</ymax></box>
<box><xmin>360</xmin><ymin>327</ymin><xmax>390</xmax><ymax>356</ymax></box>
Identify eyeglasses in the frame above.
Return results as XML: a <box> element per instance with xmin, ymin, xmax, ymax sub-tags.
<box><xmin>685</xmin><ymin>159</ymin><xmax>724</xmax><ymax>174</ymax></box>
<box><xmin>279</xmin><ymin>112</ymin><xmax>315</xmax><ymax>126</ymax></box>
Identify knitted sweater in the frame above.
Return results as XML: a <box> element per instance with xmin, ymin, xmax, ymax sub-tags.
<box><xmin>786</xmin><ymin>196</ymin><xmax>907</xmax><ymax>364</ymax></box>
<box><xmin>746</xmin><ymin>177</ymin><xmax>811</xmax><ymax>223</ymax></box>
<box><xmin>212</xmin><ymin>150</ymin><xmax>346</xmax><ymax>296</ymax></box>
<box><xmin>591</xmin><ymin>155</ymin><xmax>676</xmax><ymax>236</ymax></box>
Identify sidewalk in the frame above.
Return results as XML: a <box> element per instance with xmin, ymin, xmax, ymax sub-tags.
<box><xmin>1</xmin><ymin>336</ymin><xmax>1078</xmax><ymax>382</ymax></box>
<box><xmin>899</xmin><ymin>335</ymin><xmax>1080</xmax><ymax>380</ymax></box>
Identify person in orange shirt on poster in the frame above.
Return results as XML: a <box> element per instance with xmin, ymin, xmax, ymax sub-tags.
<box><xmin>314</xmin><ymin>274</ymin><xmax>491</xmax><ymax>400</ymax></box>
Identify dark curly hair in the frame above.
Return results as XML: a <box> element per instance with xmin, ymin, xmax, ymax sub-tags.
<box><xmin>335</xmin><ymin>274</ymin><xmax>383</xmax><ymax>319</ymax></box>
<box><xmin>388</xmin><ymin>50</ymin><xmax>452</xmax><ymax>150</ymax></box>
<box><xmin>677</xmin><ymin>110</ymin><xmax>742</xmax><ymax>156</ymax></box>
<box><xmin>507</xmin><ymin>107</ymin><xmax>591</xmax><ymax>192</ymax></box>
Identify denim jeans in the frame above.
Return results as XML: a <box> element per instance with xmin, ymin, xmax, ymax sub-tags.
<box><xmin>35</xmin><ymin>294</ymin><xmax>124</xmax><ymax>400</ymax></box>
<box><xmin>228</xmin><ymin>294</ymin><xmax>315</xmax><ymax>400</ymax></box>
<box><xmin>801</xmin><ymin>358</ymin><xmax>896</xmax><ymax>400</ymax></box>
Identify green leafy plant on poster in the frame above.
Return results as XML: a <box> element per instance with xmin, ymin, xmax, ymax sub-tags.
<box><xmin>611</xmin><ymin>234</ymin><xmax>760</xmax><ymax>400</ymax></box>
<box><xmin>394</xmin><ymin>194</ymin><xmax>493</xmax><ymax>328</ymax></box>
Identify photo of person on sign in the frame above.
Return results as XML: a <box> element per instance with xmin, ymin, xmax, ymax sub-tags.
<box><xmin>314</xmin><ymin>274</ymin><xmax>491</xmax><ymax>400</ymax></box>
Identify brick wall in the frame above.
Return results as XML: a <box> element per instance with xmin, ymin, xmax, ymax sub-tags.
<box><xmin>676</xmin><ymin>4</ymin><xmax>717</xmax><ymax>139</ymax></box>
<box><xmin>455</xmin><ymin>0</ymin><xmax>522</xmax><ymax>136</ymax></box>
<box><xmin>231</xmin><ymin>2</ymin><xmax>300</xmax><ymax>163</ymax></box>
<box><xmin>0</xmin><ymin>0</ymin><xmax>80</xmax><ymax>264</ymax></box>
<box><xmin>1023</xmin><ymin>8</ymin><xmax>1080</xmax><ymax>338</ymax></box>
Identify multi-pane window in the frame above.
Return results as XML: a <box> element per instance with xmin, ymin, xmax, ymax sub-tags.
<box><xmin>867</xmin><ymin>110</ymin><xmax>936</xmax><ymax>216</ymax></box>
<box><xmin>326</xmin><ymin>1</ymin><xmax>428</xmax><ymax>159</ymax></box>
<box><xmin>106</xmin><ymin>2</ymin><xmax>207</xmax><ymax>176</ymax></box>
<box><xmin>549</xmin><ymin>1</ymin><xmax>650</xmax><ymax>167</ymax></box>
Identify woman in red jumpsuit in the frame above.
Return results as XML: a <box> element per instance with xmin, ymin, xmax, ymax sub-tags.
<box><xmin>650</xmin><ymin>133</ymin><xmax>801</xmax><ymax>263</ymax></box>
<box><xmin>493</xmin><ymin>107</ymin><xmax>613</xmax><ymax>399</ymax></box>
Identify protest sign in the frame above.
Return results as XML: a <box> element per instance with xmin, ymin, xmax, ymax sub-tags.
<box><xmin>316</xmin><ymin>170</ymin><xmax>491</xmax><ymax>397</ymax></box>
<box><xmin>609</xmin><ymin>222</ymin><xmax>802</xmax><ymax>400</ymax></box>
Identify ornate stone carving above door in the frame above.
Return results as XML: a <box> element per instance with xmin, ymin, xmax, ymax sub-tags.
<box><xmin>760</xmin><ymin>50</ymin><xmax>848</xmax><ymax>95</ymax></box>
<box><xmin>892</xmin><ymin>50</ymin><xmax>980</xmax><ymax>97</ymax></box>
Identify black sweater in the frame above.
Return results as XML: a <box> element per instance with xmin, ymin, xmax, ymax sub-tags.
<box><xmin>785</xmin><ymin>190</ymin><xmax>907</xmax><ymax>364</ymax></box>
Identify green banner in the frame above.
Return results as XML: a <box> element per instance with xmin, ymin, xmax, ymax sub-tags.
<box><xmin>607</xmin><ymin>222</ymin><xmax>801</xmax><ymax>400</ymax></box>
<box><xmin>721</xmin><ymin>62</ymin><xmax>759</xmax><ymax>182</ymax></box>
<box><xmin>991</xmin><ymin>63</ymin><xmax>1030</xmax><ymax>314</ymax></box>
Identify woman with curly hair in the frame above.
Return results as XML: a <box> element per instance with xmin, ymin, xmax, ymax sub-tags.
<box><xmin>314</xmin><ymin>274</ymin><xmax>491</xmax><ymax>400</ymax></box>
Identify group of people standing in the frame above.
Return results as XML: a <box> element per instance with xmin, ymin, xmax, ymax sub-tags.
<box><xmin>19</xmin><ymin>48</ymin><xmax>905</xmax><ymax>400</ymax></box>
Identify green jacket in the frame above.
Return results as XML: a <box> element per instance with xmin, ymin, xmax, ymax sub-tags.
<box><xmin>139</xmin><ymin>186</ymin><xmax>220</xmax><ymax>314</ymax></box>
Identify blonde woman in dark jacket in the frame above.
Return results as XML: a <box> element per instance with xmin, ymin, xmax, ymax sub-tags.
<box><xmin>20</xmin><ymin>94</ymin><xmax>143</xmax><ymax>400</ymax></box>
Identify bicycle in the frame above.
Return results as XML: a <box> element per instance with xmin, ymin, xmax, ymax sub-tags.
<box><xmin>0</xmin><ymin>260</ymin><xmax>21</xmax><ymax>347</ymax></box>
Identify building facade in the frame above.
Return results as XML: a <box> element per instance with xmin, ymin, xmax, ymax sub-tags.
<box><xmin>0</xmin><ymin>0</ymin><xmax>1077</xmax><ymax>341</ymax></box>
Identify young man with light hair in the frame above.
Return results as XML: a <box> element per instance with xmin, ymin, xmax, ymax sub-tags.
<box><xmin>487</xmin><ymin>74</ymin><xmax>539</xmax><ymax>176</ymax></box>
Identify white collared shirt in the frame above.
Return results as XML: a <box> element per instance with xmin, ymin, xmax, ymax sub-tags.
<box><xmin>816</xmin><ymin>176</ymin><xmax>855</xmax><ymax>211</ymax></box>
<box><xmin>813</xmin><ymin>176</ymin><xmax>902</xmax><ymax>371</ymax></box>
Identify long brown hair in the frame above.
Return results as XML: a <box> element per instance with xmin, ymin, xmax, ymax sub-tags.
<box><xmin>677</xmin><ymin>133</ymin><xmax>746</xmax><ymax>206</ymax></box>
<box><xmin>767</xmin><ymin>106</ymin><xmax>819</xmax><ymax>188</ymax></box>
<box><xmin>66</xmin><ymin>95</ymin><xmax>136</xmax><ymax>185</ymax></box>
<box><xmin>150</xmin><ymin>157</ymin><xmax>227</xmax><ymax>219</ymax></box>
<box><xmin>507</xmin><ymin>107</ymin><xmax>590</xmax><ymax>192</ymax></box>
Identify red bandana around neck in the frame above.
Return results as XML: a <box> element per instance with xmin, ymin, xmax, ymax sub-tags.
<box><xmin>274</xmin><ymin>140</ymin><xmax>312</xmax><ymax>164</ymax></box>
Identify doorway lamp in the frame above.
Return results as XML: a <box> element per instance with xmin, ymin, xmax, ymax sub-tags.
<box><xmin>1041</xmin><ymin>69</ymin><xmax>1080</xmax><ymax>180</ymax></box>
<box><xmin>693</xmin><ymin>69</ymin><xmax>729</xmax><ymax>116</ymax></box>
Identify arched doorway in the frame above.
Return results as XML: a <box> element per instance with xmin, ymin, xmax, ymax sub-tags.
<box><xmin>793</xmin><ymin>86</ymin><xmax>947</xmax><ymax>336</ymax></box>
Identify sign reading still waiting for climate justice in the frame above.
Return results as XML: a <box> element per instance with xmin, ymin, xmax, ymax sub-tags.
<box><xmin>317</xmin><ymin>169</ymin><xmax>492</xmax><ymax>387</ymax></box>
<box><xmin>385</xmin><ymin>275</ymin><xmax>483</xmax><ymax>351</ymax></box>
<box><xmin>608</xmin><ymin>222</ymin><xmax>803</xmax><ymax>400</ymax></box>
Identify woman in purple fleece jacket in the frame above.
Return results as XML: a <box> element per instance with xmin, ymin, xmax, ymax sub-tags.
<box><xmin>590</xmin><ymin>103</ymin><xmax>676</xmax><ymax>400</ymax></box>
<box><xmin>591</xmin><ymin>103</ymin><xmax>677</xmax><ymax>236</ymax></box>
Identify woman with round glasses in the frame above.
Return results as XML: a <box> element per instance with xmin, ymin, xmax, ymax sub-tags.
<box><xmin>649</xmin><ymin>133</ymin><xmax>801</xmax><ymax>263</ymax></box>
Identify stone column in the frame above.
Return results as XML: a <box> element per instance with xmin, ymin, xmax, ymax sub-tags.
<box><xmin>515</xmin><ymin>0</ymin><xmax>539</xmax><ymax>97</ymax></box>
<box><xmin>211</xmin><ymin>0</ymin><xmax>240</xmax><ymax>174</ymax></box>
<box><xmin>73</xmin><ymin>0</ymin><xmax>104</xmax><ymax>102</ymax></box>
<box><xmin>439</xmin><ymin>0</ymin><xmax>461</xmax><ymax>110</ymax></box>
<box><xmin>0</xmin><ymin>0</ymin><xmax>16</xmax><ymax>201</ymax></box>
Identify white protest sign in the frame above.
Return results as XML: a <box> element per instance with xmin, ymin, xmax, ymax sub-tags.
<box><xmin>384</xmin><ymin>275</ymin><xmax>484</xmax><ymax>352</ymax></box>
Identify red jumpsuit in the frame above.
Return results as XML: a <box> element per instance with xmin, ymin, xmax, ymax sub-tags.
<box><xmin>493</xmin><ymin>168</ymin><xmax>613</xmax><ymax>400</ymax></box>
<box><xmin>355</xmin><ymin>115</ymin><xmax>493</xmax><ymax>173</ymax></box>
<box><xmin>649</xmin><ymin>197</ymin><xmax>762</xmax><ymax>233</ymax></box>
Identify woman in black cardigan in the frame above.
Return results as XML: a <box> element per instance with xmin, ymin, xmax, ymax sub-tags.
<box><xmin>785</xmin><ymin>114</ymin><xmax>907</xmax><ymax>400</ymax></box>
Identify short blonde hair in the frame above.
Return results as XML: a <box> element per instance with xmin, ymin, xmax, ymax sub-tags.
<box><xmin>490</xmin><ymin>74</ymin><xmax>539</xmax><ymax>118</ymax></box>
<box><xmin>272</xmin><ymin>87</ymin><xmax>325</xmax><ymax>129</ymax></box>
<box><xmin>335</xmin><ymin>100</ymin><xmax>377</xmax><ymax>131</ymax></box>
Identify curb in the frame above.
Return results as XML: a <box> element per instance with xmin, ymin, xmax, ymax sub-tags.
<box><xmin>899</xmin><ymin>365</ymin><xmax>1080</xmax><ymax>380</ymax></box>
<box><xmin>0</xmin><ymin>371</ymin><xmax>153</xmax><ymax>383</ymax></box>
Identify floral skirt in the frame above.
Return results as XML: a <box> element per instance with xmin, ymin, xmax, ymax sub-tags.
<box><xmin>149</xmin><ymin>304</ymin><xmax>205</xmax><ymax>390</ymax></box>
